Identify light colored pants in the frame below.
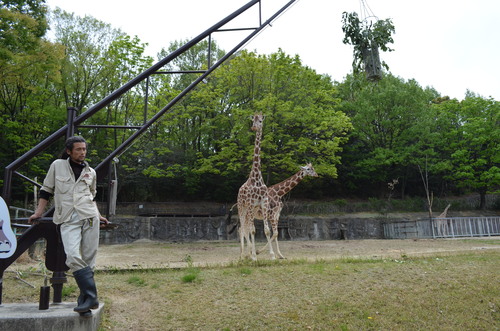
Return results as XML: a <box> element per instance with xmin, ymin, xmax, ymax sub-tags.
<box><xmin>60</xmin><ymin>211</ymin><xmax>99</xmax><ymax>273</ymax></box>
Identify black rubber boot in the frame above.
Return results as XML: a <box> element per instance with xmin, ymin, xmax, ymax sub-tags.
<box><xmin>77</xmin><ymin>294</ymin><xmax>92</xmax><ymax>317</ymax></box>
<box><xmin>73</xmin><ymin>266</ymin><xmax>99</xmax><ymax>313</ymax></box>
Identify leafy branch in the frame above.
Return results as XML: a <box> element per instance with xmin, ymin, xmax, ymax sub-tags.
<box><xmin>341</xmin><ymin>11</ymin><xmax>395</xmax><ymax>74</ymax></box>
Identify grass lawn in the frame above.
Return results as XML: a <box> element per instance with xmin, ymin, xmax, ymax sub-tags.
<box><xmin>5</xmin><ymin>248</ymin><xmax>499</xmax><ymax>330</ymax></box>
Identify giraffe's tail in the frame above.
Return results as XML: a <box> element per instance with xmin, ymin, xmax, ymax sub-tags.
<box><xmin>225</xmin><ymin>203</ymin><xmax>237</xmax><ymax>225</ymax></box>
<box><xmin>226</xmin><ymin>203</ymin><xmax>239</xmax><ymax>234</ymax></box>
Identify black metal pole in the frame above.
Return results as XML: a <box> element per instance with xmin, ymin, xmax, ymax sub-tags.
<box><xmin>50</xmin><ymin>271</ymin><xmax>66</xmax><ymax>303</ymax></box>
<box><xmin>144</xmin><ymin>77</ymin><xmax>149</xmax><ymax>124</ymax></box>
<box><xmin>66</xmin><ymin>107</ymin><xmax>77</xmax><ymax>139</ymax></box>
<box><xmin>106</xmin><ymin>159</ymin><xmax>112</xmax><ymax>218</ymax></box>
<box><xmin>50</xmin><ymin>224</ymin><xmax>67</xmax><ymax>303</ymax></box>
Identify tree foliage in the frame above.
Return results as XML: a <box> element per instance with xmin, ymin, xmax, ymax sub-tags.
<box><xmin>437</xmin><ymin>93</ymin><xmax>500</xmax><ymax>208</ymax></box>
<box><xmin>336</xmin><ymin>73</ymin><xmax>440</xmax><ymax>197</ymax></box>
<box><xmin>341</xmin><ymin>11</ymin><xmax>395</xmax><ymax>72</ymax></box>
<box><xmin>116</xmin><ymin>49</ymin><xmax>352</xmax><ymax>201</ymax></box>
<box><xmin>0</xmin><ymin>0</ymin><xmax>65</xmax><ymax>194</ymax></box>
<box><xmin>0</xmin><ymin>0</ymin><xmax>48</xmax><ymax>59</ymax></box>
<box><xmin>50</xmin><ymin>8</ymin><xmax>154</xmax><ymax>160</ymax></box>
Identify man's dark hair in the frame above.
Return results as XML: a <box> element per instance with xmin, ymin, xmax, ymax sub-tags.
<box><xmin>60</xmin><ymin>136</ymin><xmax>87</xmax><ymax>159</ymax></box>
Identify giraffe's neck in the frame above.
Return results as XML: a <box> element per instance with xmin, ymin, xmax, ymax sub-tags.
<box><xmin>438</xmin><ymin>204</ymin><xmax>451</xmax><ymax>218</ymax></box>
<box><xmin>270</xmin><ymin>170</ymin><xmax>305</xmax><ymax>197</ymax></box>
<box><xmin>249</xmin><ymin>127</ymin><xmax>263</xmax><ymax>182</ymax></box>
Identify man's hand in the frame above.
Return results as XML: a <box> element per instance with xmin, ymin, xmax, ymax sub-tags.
<box><xmin>99</xmin><ymin>216</ymin><xmax>109</xmax><ymax>228</ymax></box>
<box><xmin>29</xmin><ymin>198</ymin><xmax>48</xmax><ymax>223</ymax></box>
<box><xmin>28</xmin><ymin>212</ymin><xmax>43</xmax><ymax>223</ymax></box>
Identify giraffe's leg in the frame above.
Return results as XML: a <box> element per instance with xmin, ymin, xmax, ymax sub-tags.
<box><xmin>240</xmin><ymin>210</ymin><xmax>255</xmax><ymax>260</ymax></box>
<box><xmin>238</xmin><ymin>221</ymin><xmax>246</xmax><ymax>259</ymax></box>
<box><xmin>257</xmin><ymin>219</ymin><xmax>272</xmax><ymax>255</ymax></box>
<box><xmin>271</xmin><ymin>221</ymin><xmax>285</xmax><ymax>259</ymax></box>
<box><xmin>239</xmin><ymin>212</ymin><xmax>252</xmax><ymax>260</ymax></box>
<box><xmin>250</xmin><ymin>221</ymin><xmax>257</xmax><ymax>261</ymax></box>
<box><xmin>261</xmin><ymin>200</ymin><xmax>276</xmax><ymax>259</ymax></box>
<box><xmin>246</xmin><ymin>232</ymin><xmax>253</xmax><ymax>260</ymax></box>
<box><xmin>262</xmin><ymin>219</ymin><xmax>275</xmax><ymax>260</ymax></box>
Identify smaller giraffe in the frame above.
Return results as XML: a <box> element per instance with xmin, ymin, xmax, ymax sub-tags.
<box><xmin>255</xmin><ymin>163</ymin><xmax>318</xmax><ymax>259</ymax></box>
<box><xmin>435</xmin><ymin>204</ymin><xmax>451</xmax><ymax>237</ymax></box>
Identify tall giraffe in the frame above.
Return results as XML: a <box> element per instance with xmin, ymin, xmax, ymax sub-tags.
<box><xmin>255</xmin><ymin>163</ymin><xmax>318</xmax><ymax>259</ymax></box>
<box><xmin>236</xmin><ymin>113</ymin><xmax>273</xmax><ymax>260</ymax></box>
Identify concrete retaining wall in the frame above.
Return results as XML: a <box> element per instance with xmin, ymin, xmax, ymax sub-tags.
<box><xmin>99</xmin><ymin>216</ymin><xmax>385</xmax><ymax>244</ymax></box>
<box><xmin>100</xmin><ymin>216</ymin><xmax>228</xmax><ymax>244</ymax></box>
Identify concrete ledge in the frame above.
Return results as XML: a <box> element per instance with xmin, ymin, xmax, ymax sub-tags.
<box><xmin>0</xmin><ymin>302</ymin><xmax>103</xmax><ymax>331</ymax></box>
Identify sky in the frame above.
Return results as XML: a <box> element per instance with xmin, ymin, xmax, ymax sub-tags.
<box><xmin>44</xmin><ymin>0</ymin><xmax>500</xmax><ymax>101</ymax></box>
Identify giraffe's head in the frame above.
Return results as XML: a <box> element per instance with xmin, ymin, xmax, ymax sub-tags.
<box><xmin>251</xmin><ymin>113</ymin><xmax>264</xmax><ymax>132</ymax></box>
<box><xmin>300</xmin><ymin>163</ymin><xmax>319</xmax><ymax>177</ymax></box>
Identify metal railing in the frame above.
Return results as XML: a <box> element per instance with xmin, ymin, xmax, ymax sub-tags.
<box><xmin>383</xmin><ymin>216</ymin><xmax>500</xmax><ymax>239</ymax></box>
<box><xmin>432</xmin><ymin>216</ymin><xmax>500</xmax><ymax>238</ymax></box>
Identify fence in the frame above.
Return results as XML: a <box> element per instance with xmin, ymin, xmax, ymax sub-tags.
<box><xmin>383</xmin><ymin>216</ymin><xmax>500</xmax><ymax>239</ymax></box>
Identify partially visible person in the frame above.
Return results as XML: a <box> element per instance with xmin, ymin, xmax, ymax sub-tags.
<box><xmin>29</xmin><ymin>136</ymin><xmax>108</xmax><ymax>316</ymax></box>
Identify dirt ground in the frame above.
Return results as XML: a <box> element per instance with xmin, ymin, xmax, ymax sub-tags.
<box><xmin>94</xmin><ymin>237</ymin><xmax>500</xmax><ymax>270</ymax></box>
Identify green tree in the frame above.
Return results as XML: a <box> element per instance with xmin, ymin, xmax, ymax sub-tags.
<box><xmin>51</xmin><ymin>8</ymin><xmax>153</xmax><ymax>159</ymax></box>
<box><xmin>118</xmin><ymin>49</ymin><xmax>351</xmax><ymax>201</ymax></box>
<box><xmin>440</xmin><ymin>93</ymin><xmax>500</xmax><ymax>208</ymax></box>
<box><xmin>335</xmin><ymin>73</ymin><xmax>439</xmax><ymax>197</ymax></box>
<box><xmin>88</xmin><ymin>34</ymin><xmax>153</xmax><ymax>159</ymax></box>
<box><xmin>161</xmin><ymin>39</ymin><xmax>225</xmax><ymax>90</ymax></box>
<box><xmin>52</xmin><ymin>8</ymin><xmax>125</xmax><ymax>111</ymax></box>
<box><xmin>0</xmin><ymin>0</ymin><xmax>65</xmax><ymax>200</ymax></box>
<box><xmin>341</xmin><ymin>11</ymin><xmax>395</xmax><ymax>78</ymax></box>
<box><xmin>0</xmin><ymin>0</ymin><xmax>48</xmax><ymax>60</ymax></box>
<box><xmin>115</xmin><ymin>40</ymin><xmax>226</xmax><ymax>201</ymax></box>
<box><xmin>194</xmin><ymin>50</ymin><xmax>351</xmax><ymax>200</ymax></box>
<box><xmin>416</xmin><ymin>96</ymin><xmax>463</xmax><ymax>198</ymax></box>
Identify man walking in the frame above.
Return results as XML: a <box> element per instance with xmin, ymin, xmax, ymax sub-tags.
<box><xmin>29</xmin><ymin>136</ymin><xmax>107</xmax><ymax>316</ymax></box>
